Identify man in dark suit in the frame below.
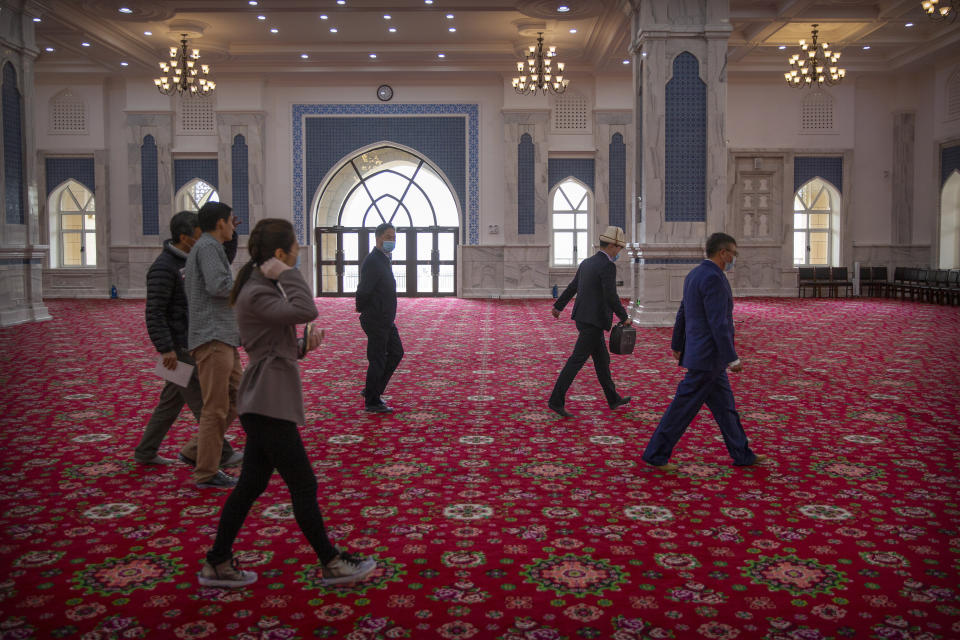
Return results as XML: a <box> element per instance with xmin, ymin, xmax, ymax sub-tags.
<box><xmin>548</xmin><ymin>225</ymin><xmax>633</xmax><ymax>418</ymax></box>
<box><xmin>356</xmin><ymin>222</ymin><xmax>403</xmax><ymax>414</ymax></box>
<box><xmin>641</xmin><ymin>232</ymin><xmax>767</xmax><ymax>472</ymax></box>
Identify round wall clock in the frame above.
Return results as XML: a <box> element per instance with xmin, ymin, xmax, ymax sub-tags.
<box><xmin>377</xmin><ymin>84</ymin><xmax>394</xmax><ymax>101</ymax></box>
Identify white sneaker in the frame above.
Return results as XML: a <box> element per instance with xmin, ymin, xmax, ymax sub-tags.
<box><xmin>197</xmin><ymin>558</ymin><xmax>257</xmax><ymax>588</ymax></box>
<box><xmin>321</xmin><ymin>552</ymin><xmax>376</xmax><ymax>586</ymax></box>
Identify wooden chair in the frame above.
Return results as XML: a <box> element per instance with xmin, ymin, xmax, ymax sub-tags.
<box><xmin>814</xmin><ymin>266</ymin><xmax>833</xmax><ymax>297</ymax></box>
<box><xmin>831</xmin><ymin>267</ymin><xmax>852</xmax><ymax>297</ymax></box>
<box><xmin>798</xmin><ymin>267</ymin><xmax>816</xmax><ymax>298</ymax></box>
<box><xmin>870</xmin><ymin>266</ymin><xmax>888</xmax><ymax>298</ymax></box>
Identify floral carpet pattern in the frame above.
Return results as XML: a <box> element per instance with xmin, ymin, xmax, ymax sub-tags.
<box><xmin>0</xmin><ymin>297</ymin><xmax>958</xmax><ymax>639</ymax></box>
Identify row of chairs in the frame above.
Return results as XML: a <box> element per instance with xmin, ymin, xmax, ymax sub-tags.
<box><xmin>797</xmin><ymin>267</ymin><xmax>853</xmax><ymax>298</ymax></box>
<box><xmin>798</xmin><ymin>265</ymin><xmax>960</xmax><ymax>304</ymax></box>
<box><xmin>886</xmin><ymin>267</ymin><xmax>960</xmax><ymax>304</ymax></box>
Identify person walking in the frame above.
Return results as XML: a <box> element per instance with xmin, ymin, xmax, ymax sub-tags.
<box><xmin>184</xmin><ymin>202</ymin><xmax>243</xmax><ymax>489</ymax></box>
<box><xmin>355</xmin><ymin>222</ymin><xmax>404</xmax><ymax>414</ymax></box>
<box><xmin>641</xmin><ymin>232</ymin><xmax>768</xmax><ymax>471</ymax></box>
<box><xmin>548</xmin><ymin>225</ymin><xmax>633</xmax><ymax>418</ymax></box>
<box><xmin>135</xmin><ymin>210</ymin><xmax>241</xmax><ymax>468</ymax></box>
<box><xmin>197</xmin><ymin>218</ymin><xmax>377</xmax><ymax>588</ymax></box>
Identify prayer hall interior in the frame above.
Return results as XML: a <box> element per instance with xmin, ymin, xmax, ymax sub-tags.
<box><xmin>0</xmin><ymin>1</ymin><xmax>959</xmax><ymax>637</ymax></box>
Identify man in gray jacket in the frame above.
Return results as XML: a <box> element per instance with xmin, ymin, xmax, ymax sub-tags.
<box><xmin>185</xmin><ymin>202</ymin><xmax>243</xmax><ymax>489</ymax></box>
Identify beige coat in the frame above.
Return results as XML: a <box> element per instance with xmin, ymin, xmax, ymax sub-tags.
<box><xmin>235</xmin><ymin>268</ymin><xmax>318</xmax><ymax>425</ymax></box>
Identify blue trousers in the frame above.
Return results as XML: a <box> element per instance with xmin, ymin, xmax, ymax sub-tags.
<box><xmin>642</xmin><ymin>366</ymin><xmax>756</xmax><ymax>466</ymax></box>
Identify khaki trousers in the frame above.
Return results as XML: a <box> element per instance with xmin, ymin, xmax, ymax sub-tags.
<box><xmin>191</xmin><ymin>340</ymin><xmax>242</xmax><ymax>483</ymax></box>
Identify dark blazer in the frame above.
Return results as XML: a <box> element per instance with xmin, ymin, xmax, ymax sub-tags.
<box><xmin>554</xmin><ymin>250</ymin><xmax>628</xmax><ymax>331</ymax></box>
<box><xmin>671</xmin><ymin>259</ymin><xmax>738</xmax><ymax>371</ymax></box>
<box><xmin>356</xmin><ymin>247</ymin><xmax>398</xmax><ymax>326</ymax></box>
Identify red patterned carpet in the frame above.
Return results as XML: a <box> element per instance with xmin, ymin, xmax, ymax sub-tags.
<box><xmin>0</xmin><ymin>296</ymin><xmax>958</xmax><ymax>639</ymax></box>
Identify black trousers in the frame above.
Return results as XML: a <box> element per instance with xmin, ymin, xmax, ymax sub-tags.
<box><xmin>360</xmin><ymin>318</ymin><xmax>404</xmax><ymax>406</ymax></box>
<box><xmin>207</xmin><ymin>413</ymin><xmax>338</xmax><ymax>566</ymax></box>
<box><xmin>549</xmin><ymin>321</ymin><xmax>619</xmax><ymax>407</ymax></box>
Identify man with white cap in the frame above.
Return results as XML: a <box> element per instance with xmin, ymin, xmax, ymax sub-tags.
<box><xmin>548</xmin><ymin>225</ymin><xmax>632</xmax><ymax>418</ymax></box>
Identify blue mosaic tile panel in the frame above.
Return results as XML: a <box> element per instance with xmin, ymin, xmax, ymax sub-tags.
<box><xmin>518</xmin><ymin>134</ymin><xmax>535</xmax><ymax>235</ymax></box>
<box><xmin>609</xmin><ymin>133</ymin><xmax>626</xmax><ymax>229</ymax></box>
<box><xmin>232</xmin><ymin>135</ymin><xmax>249</xmax><ymax>234</ymax></box>
<box><xmin>548</xmin><ymin>158</ymin><xmax>595</xmax><ymax>192</ymax></box>
<box><xmin>664</xmin><ymin>52</ymin><xmax>706</xmax><ymax>222</ymax></box>
<box><xmin>942</xmin><ymin>144</ymin><xmax>960</xmax><ymax>187</ymax></box>
<box><xmin>292</xmin><ymin>104</ymin><xmax>479</xmax><ymax>245</ymax></box>
<box><xmin>174</xmin><ymin>158</ymin><xmax>218</xmax><ymax>193</ymax></box>
<box><xmin>45</xmin><ymin>157</ymin><xmax>95</xmax><ymax>196</ymax></box>
<box><xmin>2</xmin><ymin>62</ymin><xmax>25</xmax><ymax>225</ymax></box>
<box><xmin>794</xmin><ymin>156</ymin><xmax>842</xmax><ymax>194</ymax></box>
<box><xmin>141</xmin><ymin>135</ymin><xmax>159</xmax><ymax>236</ymax></box>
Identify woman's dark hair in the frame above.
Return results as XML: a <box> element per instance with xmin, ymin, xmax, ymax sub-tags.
<box><xmin>230</xmin><ymin>218</ymin><xmax>297</xmax><ymax>305</ymax></box>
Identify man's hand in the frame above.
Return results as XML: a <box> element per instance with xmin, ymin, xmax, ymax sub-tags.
<box><xmin>551</xmin><ymin>307</ymin><xmax>560</xmax><ymax>319</ymax></box>
<box><xmin>307</xmin><ymin>327</ymin><xmax>325</xmax><ymax>352</ymax></box>
<box><xmin>623</xmin><ymin>318</ymin><xmax>633</xmax><ymax>326</ymax></box>
<box><xmin>230</xmin><ymin>215</ymin><xmax>240</xmax><ymax>232</ymax></box>
<box><xmin>161</xmin><ymin>351</ymin><xmax>178</xmax><ymax>370</ymax></box>
<box><xmin>729</xmin><ymin>360</ymin><xmax>743</xmax><ymax>373</ymax></box>
<box><xmin>672</xmin><ymin>350</ymin><xmax>681</xmax><ymax>361</ymax></box>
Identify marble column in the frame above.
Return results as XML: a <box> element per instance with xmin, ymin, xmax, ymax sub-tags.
<box><xmin>215</xmin><ymin>111</ymin><xmax>265</xmax><ymax>271</ymax></box>
<box><xmin>892</xmin><ymin>111</ymin><xmax>915</xmax><ymax>246</ymax></box>
<box><xmin>629</xmin><ymin>0</ymin><xmax>732</xmax><ymax>326</ymax></box>
<box><xmin>594</xmin><ymin>110</ymin><xmax>635</xmax><ymax>294</ymax></box>
<box><xmin>0</xmin><ymin>1</ymin><xmax>50</xmax><ymax>325</ymax></box>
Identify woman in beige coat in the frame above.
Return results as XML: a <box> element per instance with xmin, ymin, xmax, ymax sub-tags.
<box><xmin>197</xmin><ymin>218</ymin><xmax>376</xmax><ymax>588</ymax></box>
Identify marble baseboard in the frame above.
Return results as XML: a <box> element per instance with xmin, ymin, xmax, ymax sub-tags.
<box><xmin>43</xmin><ymin>269</ymin><xmax>111</xmax><ymax>299</ymax></box>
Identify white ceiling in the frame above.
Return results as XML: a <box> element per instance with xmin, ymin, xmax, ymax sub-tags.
<box><xmin>29</xmin><ymin>0</ymin><xmax>960</xmax><ymax>81</ymax></box>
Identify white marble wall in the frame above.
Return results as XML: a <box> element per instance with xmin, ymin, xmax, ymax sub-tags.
<box><xmin>216</xmin><ymin>112</ymin><xmax>265</xmax><ymax>228</ymax></box>
<box><xmin>503</xmin><ymin>110</ymin><xmax>550</xmax><ymax>246</ymax></box>
<box><xmin>0</xmin><ymin>6</ymin><xmax>50</xmax><ymax>325</ymax></box>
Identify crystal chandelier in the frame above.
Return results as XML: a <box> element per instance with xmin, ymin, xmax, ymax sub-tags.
<box><xmin>153</xmin><ymin>34</ymin><xmax>215</xmax><ymax>97</ymax></box>
<box><xmin>784</xmin><ymin>24</ymin><xmax>845</xmax><ymax>89</ymax></box>
<box><xmin>921</xmin><ymin>0</ymin><xmax>958</xmax><ymax>22</ymax></box>
<box><xmin>512</xmin><ymin>32</ymin><xmax>569</xmax><ymax>96</ymax></box>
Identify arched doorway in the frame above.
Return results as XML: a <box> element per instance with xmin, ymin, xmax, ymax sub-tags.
<box><xmin>939</xmin><ymin>170</ymin><xmax>960</xmax><ymax>269</ymax></box>
<box><xmin>312</xmin><ymin>145</ymin><xmax>460</xmax><ymax>296</ymax></box>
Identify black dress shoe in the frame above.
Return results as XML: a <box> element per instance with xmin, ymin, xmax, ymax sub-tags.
<box><xmin>365</xmin><ymin>403</ymin><xmax>393</xmax><ymax>414</ymax></box>
<box><xmin>610</xmin><ymin>396</ymin><xmax>631</xmax><ymax>410</ymax></box>
<box><xmin>548</xmin><ymin>403</ymin><xmax>573</xmax><ymax>418</ymax></box>
<box><xmin>178</xmin><ymin>453</ymin><xmax>196</xmax><ymax>468</ymax></box>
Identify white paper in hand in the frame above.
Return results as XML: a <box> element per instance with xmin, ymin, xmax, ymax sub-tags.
<box><xmin>154</xmin><ymin>358</ymin><xmax>194</xmax><ymax>388</ymax></box>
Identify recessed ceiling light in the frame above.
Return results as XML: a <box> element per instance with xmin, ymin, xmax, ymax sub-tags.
<box><xmin>448</xmin><ymin>27</ymin><xmax>456</xmax><ymax>32</ymax></box>
<box><xmin>438</xmin><ymin>53</ymin><xmax>446</xmax><ymax>58</ymax></box>
<box><xmin>557</xmin><ymin>4</ymin><xmax>570</xmax><ymax>12</ymax></box>
<box><xmin>622</xmin><ymin>59</ymin><xmax>630</xmax><ymax>64</ymax></box>
<box><xmin>270</xmin><ymin>27</ymin><xmax>279</xmax><ymax>33</ymax></box>
<box><xmin>248</xmin><ymin>0</ymin><xmax>258</xmax><ymax>5</ymax></box>
<box><xmin>337</xmin><ymin>0</ymin><xmax>345</xmax><ymax>4</ymax></box>
<box><xmin>301</xmin><ymin>53</ymin><xmax>309</xmax><ymax>59</ymax></box>
<box><xmin>425</xmin><ymin>0</ymin><xmax>433</xmax><ymax>4</ymax></box>
<box><xmin>641</xmin><ymin>51</ymin><xmax>647</xmax><ymax>57</ymax></box>
<box><xmin>144</xmin><ymin>31</ymin><xmax>153</xmax><ymax>36</ymax></box>
<box><xmin>32</xmin><ymin>17</ymin><xmax>41</xmax><ymax>22</ymax></box>
<box><xmin>120</xmin><ymin>61</ymin><xmax>129</xmax><ymax>66</ymax></box>
<box><xmin>81</xmin><ymin>42</ymin><xmax>91</xmax><ymax>47</ymax></box>
<box><xmin>45</xmin><ymin>47</ymin><xmax>54</xmax><ymax>52</ymax></box>
<box><xmin>863</xmin><ymin>45</ymin><xmax>871</xmax><ymax>50</ymax></box>
<box><xmin>369</xmin><ymin>53</ymin><xmax>377</xmax><ymax>58</ymax></box>
<box><xmin>320</xmin><ymin>14</ymin><xmax>328</xmax><ymax>20</ymax></box>
<box><xmin>905</xmin><ymin>22</ymin><xmax>914</xmax><ymax>27</ymax></box>
<box><xmin>118</xmin><ymin>7</ymin><xmax>133</xmax><ymax>13</ymax></box>
<box><xmin>778</xmin><ymin>45</ymin><xmax>786</xmax><ymax>50</ymax></box>
<box><xmin>257</xmin><ymin>15</ymin><xmax>266</xmax><ymax>20</ymax></box>
<box><xmin>569</xmin><ymin>28</ymin><xmax>577</xmax><ymax>34</ymax></box>
<box><xmin>388</xmin><ymin>27</ymin><xmax>397</xmax><ymax>33</ymax></box>
<box><xmin>446</xmin><ymin>13</ymin><xmax>455</xmax><ymax>19</ymax></box>
<box><xmin>330</xmin><ymin>27</ymin><xmax>338</xmax><ymax>33</ymax></box>
<box><xmin>384</xmin><ymin>14</ymin><xmax>391</xmax><ymax>19</ymax></box>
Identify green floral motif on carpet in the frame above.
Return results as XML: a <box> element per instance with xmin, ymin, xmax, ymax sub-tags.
<box><xmin>741</xmin><ymin>554</ymin><xmax>850</xmax><ymax>597</ymax></box>
<box><xmin>521</xmin><ymin>553</ymin><xmax>628</xmax><ymax>597</ymax></box>
<box><xmin>70</xmin><ymin>552</ymin><xmax>183</xmax><ymax>595</ymax></box>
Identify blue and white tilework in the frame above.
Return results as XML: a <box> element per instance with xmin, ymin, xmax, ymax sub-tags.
<box><xmin>518</xmin><ymin>134</ymin><xmax>535</xmax><ymax>235</ymax></box>
<box><xmin>174</xmin><ymin>158</ymin><xmax>218</xmax><ymax>193</ymax></box>
<box><xmin>292</xmin><ymin>103</ymin><xmax>479</xmax><ymax>245</ymax></box>
<box><xmin>941</xmin><ymin>144</ymin><xmax>960</xmax><ymax>188</ymax></box>
<box><xmin>2</xmin><ymin>62</ymin><xmax>24</xmax><ymax>225</ymax></box>
<box><xmin>45</xmin><ymin>157</ymin><xmax>95</xmax><ymax>196</ymax></box>
<box><xmin>141</xmin><ymin>135</ymin><xmax>159</xmax><ymax>236</ymax></box>
<box><xmin>794</xmin><ymin>156</ymin><xmax>842</xmax><ymax>194</ymax></box>
<box><xmin>609</xmin><ymin>133</ymin><xmax>626</xmax><ymax>229</ymax></box>
<box><xmin>548</xmin><ymin>158</ymin><xmax>595</xmax><ymax>193</ymax></box>
<box><xmin>664</xmin><ymin>52</ymin><xmax>706</xmax><ymax>222</ymax></box>
<box><xmin>232</xmin><ymin>135</ymin><xmax>250</xmax><ymax>234</ymax></box>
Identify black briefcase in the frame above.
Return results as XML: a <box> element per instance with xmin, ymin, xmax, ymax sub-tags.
<box><xmin>609</xmin><ymin>322</ymin><xmax>636</xmax><ymax>355</ymax></box>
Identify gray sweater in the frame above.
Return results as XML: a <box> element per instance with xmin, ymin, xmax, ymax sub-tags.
<box><xmin>184</xmin><ymin>232</ymin><xmax>240</xmax><ymax>350</ymax></box>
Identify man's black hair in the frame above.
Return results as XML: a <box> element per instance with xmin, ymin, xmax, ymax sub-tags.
<box><xmin>375</xmin><ymin>222</ymin><xmax>395</xmax><ymax>238</ymax></box>
<box><xmin>170</xmin><ymin>210</ymin><xmax>199</xmax><ymax>243</ymax></box>
<box><xmin>706</xmin><ymin>232</ymin><xmax>737</xmax><ymax>257</ymax></box>
<box><xmin>198</xmin><ymin>201</ymin><xmax>232</xmax><ymax>232</ymax></box>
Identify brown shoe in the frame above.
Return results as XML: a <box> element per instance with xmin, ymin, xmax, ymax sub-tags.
<box><xmin>749</xmin><ymin>454</ymin><xmax>769</xmax><ymax>466</ymax></box>
<box><xmin>647</xmin><ymin>461</ymin><xmax>679</xmax><ymax>472</ymax></box>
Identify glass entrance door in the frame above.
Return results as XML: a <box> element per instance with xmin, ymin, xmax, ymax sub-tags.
<box><xmin>315</xmin><ymin>226</ymin><xmax>457</xmax><ymax>296</ymax></box>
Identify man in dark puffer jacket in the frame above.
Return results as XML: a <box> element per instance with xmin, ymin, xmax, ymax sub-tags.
<box><xmin>134</xmin><ymin>211</ymin><xmax>242</xmax><ymax>467</ymax></box>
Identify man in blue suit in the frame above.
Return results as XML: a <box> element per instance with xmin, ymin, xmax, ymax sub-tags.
<box><xmin>549</xmin><ymin>226</ymin><xmax>633</xmax><ymax>418</ymax></box>
<box><xmin>641</xmin><ymin>233</ymin><xmax>767</xmax><ymax>471</ymax></box>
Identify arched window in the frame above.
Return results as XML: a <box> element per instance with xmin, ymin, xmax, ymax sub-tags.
<box><xmin>551</xmin><ymin>178</ymin><xmax>591</xmax><ymax>267</ymax></box>
<box><xmin>793</xmin><ymin>178</ymin><xmax>840</xmax><ymax>266</ymax></box>
<box><xmin>940</xmin><ymin>170</ymin><xmax>960</xmax><ymax>269</ymax></box>
<box><xmin>49</xmin><ymin>180</ymin><xmax>96</xmax><ymax>267</ymax></box>
<box><xmin>175</xmin><ymin>178</ymin><xmax>220</xmax><ymax>212</ymax></box>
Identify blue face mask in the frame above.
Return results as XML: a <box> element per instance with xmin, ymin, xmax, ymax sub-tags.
<box><xmin>294</xmin><ymin>252</ymin><xmax>301</xmax><ymax>269</ymax></box>
<box><xmin>612</xmin><ymin>252</ymin><xmax>620</xmax><ymax>262</ymax></box>
<box><xmin>382</xmin><ymin>240</ymin><xmax>396</xmax><ymax>253</ymax></box>
<box><xmin>724</xmin><ymin>256</ymin><xmax>736</xmax><ymax>272</ymax></box>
